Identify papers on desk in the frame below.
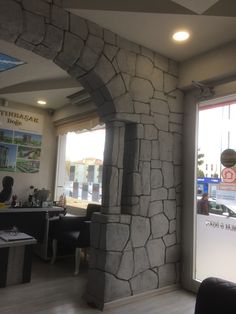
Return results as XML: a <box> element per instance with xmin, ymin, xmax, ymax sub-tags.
<box><xmin>0</xmin><ymin>231</ymin><xmax>34</xmax><ymax>242</ymax></box>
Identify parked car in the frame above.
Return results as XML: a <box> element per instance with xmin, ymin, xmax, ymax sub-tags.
<box><xmin>209</xmin><ymin>200</ymin><xmax>236</xmax><ymax>218</ymax></box>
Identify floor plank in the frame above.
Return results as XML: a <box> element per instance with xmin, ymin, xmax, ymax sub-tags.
<box><xmin>0</xmin><ymin>256</ymin><xmax>196</xmax><ymax>314</ymax></box>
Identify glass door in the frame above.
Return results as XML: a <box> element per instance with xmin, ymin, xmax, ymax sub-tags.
<box><xmin>195</xmin><ymin>100</ymin><xmax>236</xmax><ymax>282</ymax></box>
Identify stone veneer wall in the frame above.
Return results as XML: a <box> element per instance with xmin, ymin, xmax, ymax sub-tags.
<box><xmin>0</xmin><ymin>0</ymin><xmax>183</xmax><ymax>309</ymax></box>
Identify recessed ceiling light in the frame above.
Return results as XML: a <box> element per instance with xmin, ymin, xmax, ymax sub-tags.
<box><xmin>37</xmin><ymin>100</ymin><xmax>47</xmax><ymax>105</ymax></box>
<box><xmin>172</xmin><ymin>31</ymin><xmax>190</xmax><ymax>42</ymax></box>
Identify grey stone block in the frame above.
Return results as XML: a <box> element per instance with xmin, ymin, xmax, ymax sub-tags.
<box><xmin>105</xmin><ymin>251</ymin><xmax>122</xmax><ymax>274</ymax></box>
<box><xmin>0</xmin><ymin>0</ymin><xmax>23</xmax><ymax>42</ymax></box>
<box><xmin>120</xmin><ymin>215</ymin><xmax>131</xmax><ymax>224</ymax></box>
<box><xmin>173</xmin><ymin>133</ymin><xmax>182</xmax><ymax>165</ymax></box>
<box><xmin>151</xmin><ymin>169</ymin><xmax>163</xmax><ymax>189</ymax></box>
<box><xmin>150</xmin><ymin>99</ymin><xmax>169</xmax><ymax>115</ymax></box>
<box><xmin>162</xmin><ymin>161</ymin><xmax>174</xmax><ymax>188</ymax></box>
<box><xmin>166</xmin><ymin>244</ymin><xmax>180</xmax><ymax>263</ymax></box>
<box><xmin>117</xmin><ymin>36</ymin><xmax>140</xmax><ymax>53</ymax></box>
<box><xmin>164</xmin><ymin>200</ymin><xmax>176</xmax><ymax>220</ymax></box>
<box><xmin>104</xmin><ymin>29</ymin><xmax>116</xmax><ymax>45</ymax></box>
<box><xmin>70</xmin><ymin>14</ymin><xmax>88</xmax><ymax>40</ymax></box>
<box><xmin>56</xmin><ymin>32</ymin><xmax>84</xmax><ymax>67</ymax></box>
<box><xmin>151</xmin><ymin>188</ymin><xmax>167</xmax><ymax>201</ymax></box>
<box><xmin>147</xmin><ymin>238</ymin><xmax>165</xmax><ymax>267</ymax></box>
<box><xmin>21</xmin><ymin>11</ymin><xmax>45</xmax><ymax>45</ymax></box>
<box><xmin>151</xmin><ymin>213</ymin><xmax>169</xmax><ymax>238</ymax></box>
<box><xmin>148</xmin><ymin>200</ymin><xmax>163</xmax><ymax>217</ymax></box>
<box><xmin>131</xmin><ymin>216</ymin><xmax>150</xmax><ymax>248</ymax></box>
<box><xmin>141</xmin><ymin>46</ymin><xmax>154</xmax><ymax>62</ymax></box>
<box><xmin>170</xmin><ymin>123</ymin><xmax>183</xmax><ymax>134</ymax></box>
<box><xmin>51</xmin><ymin>4</ymin><xmax>69</xmax><ymax>29</ymax></box>
<box><xmin>105</xmin><ymin>223</ymin><xmax>130</xmax><ymax>251</ymax></box>
<box><xmin>151</xmin><ymin>140</ymin><xmax>159</xmax><ymax>160</ymax></box>
<box><xmin>130</xmin><ymin>77</ymin><xmax>154</xmax><ymax>102</ymax></box>
<box><xmin>87</xmin><ymin>20</ymin><xmax>103</xmax><ymax>37</ymax></box>
<box><xmin>104</xmin><ymin>273</ymin><xmax>131</xmax><ymax>302</ymax></box>
<box><xmin>158</xmin><ymin>263</ymin><xmax>176</xmax><ymax>288</ymax></box>
<box><xmin>16</xmin><ymin>38</ymin><xmax>35</xmax><ymax>51</ymax></box>
<box><xmin>140</xmin><ymin>161</ymin><xmax>151</xmax><ymax>195</ymax></box>
<box><xmin>102</xmin><ymin>166</ymin><xmax>119</xmax><ymax>206</ymax></box>
<box><xmin>154</xmin><ymin>53</ymin><xmax>168</xmax><ymax>72</ymax></box>
<box><xmin>134</xmin><ymin>102</ymin><xmax>150</xmax><ymax>114</ymax></box>
<box><xmin>169</xmin><ymin>219</ymin><xmax>177</xmax><ymax>233</ymax></box>
<box><xmin>140</xmin><ymin>140</ymin><xmax>151</xmax><ymax>161</ymax></box>
<box><xmin>154</xmin><ymin>91</ymin><xmax>168</xmax><ymax>101</ymax></box>
<box><xmin>144</xmin><ymin>125</ymin><xmax>158</xmax><ymax>140</ymax></box>
<box><xmin>140</xmin><ymin>195</ymin><xmax>150</xmax><ymax>216</ymax></box>
<box><xmin>154</xmin><ymin>113</ymin><xmax>169</xmax><ymax>131</ymax></box>
<box><xmin>164</xmin><ymin>73</ymin><xmax>178</xmax><ymax>93</ymax></box>
<box><xmin>151</xmin><ymin>160</ymin><xmax>162</xmax><ymax>169</ymax></box>
<box><xmin>90</xmin><ymin>222</ymin><xmax>101</xmax><ymax>249</ymax></box>
<box><xmin>116</xmin><ymin>49</ymin><xmax>136</xmax><ymax>75</ymax></box>
<box><xmin>87</xmin><ymin>34</ymin><xmax>104</xmax><ymax>56</ymax></box>
<box><xmin>159</xmin><ymin>131</ymin><xmax>173</xmax><ymax>162</ymax></box>
<box><xmin>117</xmin><ymin>250</ymin><xmax>134</xmax><ymax>280</ymax></box>
<box><xmin>168</xmin><ymin>188</ymin><xmax>176</xmax><ymax>199</ymax></box>
<box><xmin>106</xmin><ymin>75</ymin><xmax>126</xmax><ymax>99</ymax></box>
<box><xmin>104</xmin><ymin>44</ymin><xmax>118</xmax><ymax>61</ymax></box>
<box><xmin>169</xmin><ymin>113</ymin><xmax>183</xmax><ymax>124</ymax></box>
<box><xmin>114</xmin><ymin>93</ymin><xmax>134</xmax><ymax>113</ymax></box>
<box><xmin>141</xmin><ymin>114</ymin><xmax>154</xmax><ymax>124</ymax></box>
<box><xmin>22</xmin><ymin>0</ymin><xmax>50</xmax><ymax>18</ymax></box>
<box><xmin>163</xmin><ymin>233</ymin><xmax>177</xmax><ymax>247</ymax></box>
<box><xmin>94</xmin><ymin>55</ymin><xmax>116</xmax><ymax>85</ymax></box>
<box><xmin>77</xmin><ymin>46</ymin><xmax>99</xmax><ymax>71</ymax></box>
<box><xmin>43</xmin><ymin>24</ymin><xmax>63</xmax><ymax>52</ymax></box>
<box><xmin>168</xmin><ymin>90</ymin><xmax>184</xmax><ymax>113</ymax></box>
<box><xmin>34</xmin><ymin>44</ymin><xmax>57</xmax><ymax>60</ymax></box>
<box><xmin>131</xmin><ymin>270</ymin><xmax>158</xmax><ymax>294</ymax></box>
<box><xmin>168</xmin><ymin>59</ymin><xmax>179</xmax><ymax>76</ymax></box>
<box><xmin>136</xmin><ymin>55</ymin><xmax>153</xmax><ymax>79</ymax></box>
<box><xmin>134</xmin><ymin>247</ymin><xmax>150</xmax><ymax>275</ymax></box>
<box><xmin>121</xmin><ymin>73</ymin><xmax>131</xmax><ymax>90</ymax></box>
<box><xmin>151</xmin><ymin>67</ymin><xmax>164</xmax><ymax>91</ymax></box>
<box><xmin>174</xmin><ymin>166</ymin><xmax>182</xmax><ymax>186</ymax></box>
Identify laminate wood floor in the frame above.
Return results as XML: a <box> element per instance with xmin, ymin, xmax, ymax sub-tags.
<box><xmin>0</xmin><ymin>256</ymin><xmax>196</xmax><ymax>314</ymax></box>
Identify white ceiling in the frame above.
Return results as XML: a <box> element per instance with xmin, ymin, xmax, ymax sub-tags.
<box><xmin>1</xmin><ymin>0</ymin><xmax>236</xmax><ymax>109</ymax></box>
<box><xmin>73</xmin><ymin>10</ymin><xmax>236</xmax><ymax>61</ymax></box>
<box><xmin>0</xmin><ymin>40</ymin><xmax>82</xmax><ymax>110</ymax></box>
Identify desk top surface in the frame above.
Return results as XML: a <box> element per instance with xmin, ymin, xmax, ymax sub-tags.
<box><xmin>0</xmin><ymin>206</ymin><xmax>64</xmax><ymax>213</ymax></box>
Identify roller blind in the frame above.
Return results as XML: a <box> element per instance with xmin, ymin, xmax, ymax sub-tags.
<box><xmin>54</xmin><ymin>111</ymin><xmax>101</xmax><ymax>135</ymax></box>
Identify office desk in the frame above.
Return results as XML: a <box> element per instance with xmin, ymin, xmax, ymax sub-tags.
<box><xmin>0</xmin><ymin>207</ymin><xmax>65</xmax><ymax>260</ymax></box>
<box><xmin>0</xmin><ymin>236</ymin><xmax>36</xmax><ymax>287</ymax></box>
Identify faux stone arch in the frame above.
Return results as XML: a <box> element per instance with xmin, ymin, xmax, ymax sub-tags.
<box><xmin>0</xmin><ymin>0</ymin><xmax>183</xmax><ymax>309</ymax></box>
<box><xmin>0</xmin><ymin>0</ymin><xmax>132</xmax><ymax>215</ymax></box>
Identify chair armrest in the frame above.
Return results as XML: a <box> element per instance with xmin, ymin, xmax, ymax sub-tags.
<box><xmin>50</xmin><ymin>215</ymin><xmax>86</xmax><ymax>238</ymax></box>
<box><xmin>194</xmin><ymin>277</ymin><xmax>236</xmax><ymax>314</ymax></box>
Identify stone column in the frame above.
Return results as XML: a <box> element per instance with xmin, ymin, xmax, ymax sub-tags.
<box><xmin>101</xmin><ymin>121</ymin><xmax>125</xmax><ymax>214</ymax></box>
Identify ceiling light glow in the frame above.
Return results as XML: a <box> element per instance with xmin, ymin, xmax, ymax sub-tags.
<box><xmin>172</xmin><ymin>31</ymin><xmax>190</xmax><ymax>42</ymax></box>
<box><xmin>37</xmin><ymin>100</ymin><xmax>47</xmax><ymax>105</ymax></box>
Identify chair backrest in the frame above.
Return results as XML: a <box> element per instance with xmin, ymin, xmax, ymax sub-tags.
<box><xmin>194</xmin><ymin>277</ymin><xmax>236</xmax><ymax>314</ymax></box>
<box><xmin>85</xmin><ymin>203</ymin><xmax>101</xmax><ymax>220</ymax></box>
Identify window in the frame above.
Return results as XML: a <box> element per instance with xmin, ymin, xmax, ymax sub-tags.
<box><xmin>55</xmin><ymin>127</ymin><xmax>105</xmax><ymax>213</ymax></box>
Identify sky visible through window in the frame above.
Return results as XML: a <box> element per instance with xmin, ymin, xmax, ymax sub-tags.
<box><xmin>66</xmin><ymin>128</ymin><xmax>105</xmax><ymax>162</ymax></box>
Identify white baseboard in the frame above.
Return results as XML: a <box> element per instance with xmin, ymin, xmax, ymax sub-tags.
<box><xmin>104</xmin><ymin>284</ymin><xmax>180</xmax><ymax>310</ymax></box>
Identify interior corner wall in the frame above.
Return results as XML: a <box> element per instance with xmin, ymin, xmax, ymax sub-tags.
<box><xmin>0</xmin><ymin>102</ymin><xmax>57</xmax><ymax>202</ymax></box>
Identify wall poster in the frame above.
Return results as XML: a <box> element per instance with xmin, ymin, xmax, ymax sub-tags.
<box><xmin>0</xmin><ymin>107</ymin><xmax>43</xmax><ymax>173</ymax></box>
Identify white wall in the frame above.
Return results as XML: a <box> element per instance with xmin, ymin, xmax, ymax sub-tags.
<box><xmin>0</xmin><ymin>101</ymin><xmax>57</xmax><ymax>202</ymax></box>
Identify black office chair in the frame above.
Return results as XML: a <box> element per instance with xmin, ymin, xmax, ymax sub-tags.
<box><xmin>50</xmin><ymin>203</ymin><xmax>101</xmax><ymax>275</ymax></box>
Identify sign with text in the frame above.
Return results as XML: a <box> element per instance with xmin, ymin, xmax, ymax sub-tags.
<box><xmin>196</xmin><ymin>214</ymin><xmax>236</xmax><ymax>283</ymax></box>
<box><xmin>0</xmin><ymin>107</ymin><xmax>43</xmax><ymax>173</ymax></box>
